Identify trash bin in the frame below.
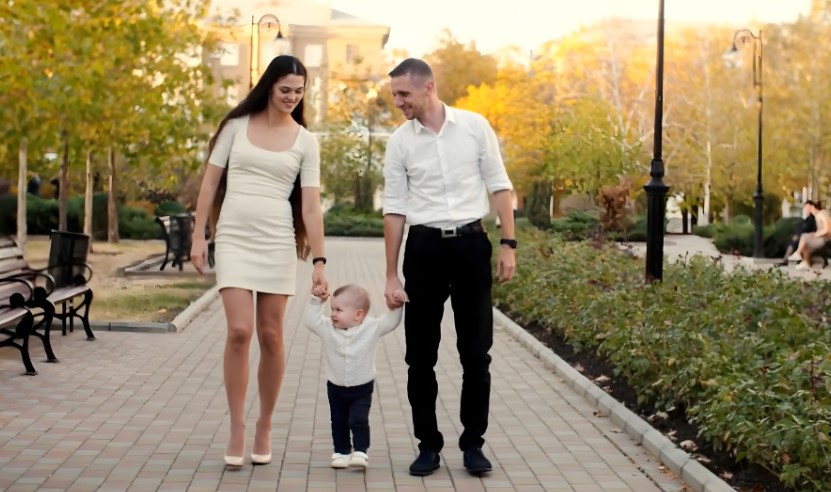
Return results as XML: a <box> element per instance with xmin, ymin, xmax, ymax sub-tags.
<box><xmin>48</xmin><ymin>230</ymin><xmax>90</xmax><ymax>288</ymax></box>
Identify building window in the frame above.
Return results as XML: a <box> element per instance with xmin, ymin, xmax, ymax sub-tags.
<box><xmin>305</xmin><ymin>44</ymin><xmax>324</xmax><ymax>68</ymax></box>
<box><xmin>218</xmin><ymin>42</ymin><xmax>240</xmax><ymax>66</ymax></box>
<box><xmin>225</xmin><ymin>86</ymin><xmax>238</xmax><ymax>107</ymax></box>
<box><xmin>346</xmin><ymin>44</ymin><xmax>361</xmax><ymax>64</ymax></box>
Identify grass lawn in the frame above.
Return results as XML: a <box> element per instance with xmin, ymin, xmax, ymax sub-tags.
<box><xmin>24</xmin><ymin>236</ymin><xmax>214</xmax><ymax>323</ymax></box>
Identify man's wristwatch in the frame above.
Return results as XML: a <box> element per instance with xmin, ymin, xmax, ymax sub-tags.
<box><xmin>499</xmin><ymin>238</ymin><xmax>518</xmax><ymax>249</ymax></box>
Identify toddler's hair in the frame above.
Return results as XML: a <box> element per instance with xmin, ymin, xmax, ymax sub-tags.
<box><xmin>332</xmin><ymin>284</ymin><xmax>370</xmax><ymax>312</ymax></box>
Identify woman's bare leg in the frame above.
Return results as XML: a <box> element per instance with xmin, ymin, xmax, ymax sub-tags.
<box><xmin>220</xmin><ymin>288</ymin><xmax>256</xmax><ymax>458</ymax></box>
<box><xmin>252</xmin><ymin>292</ymin><xmax>289</xmax><ymax>455</ymax></box>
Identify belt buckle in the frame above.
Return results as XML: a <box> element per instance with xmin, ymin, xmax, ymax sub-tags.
<box><xmin>440</xmin><ymin>227</ymin><xmax>458</xmax><ymax>238</ymax></box>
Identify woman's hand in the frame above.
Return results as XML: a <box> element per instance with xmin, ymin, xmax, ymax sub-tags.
<box><xmin>190</xmin><ymin>237</ymin><xmax>208</xmax><ymax>274</ymax></box>
<box><xmin>311</xmin><ymin>263</ymin><xmax>328</xmax><ymax>298</ymax></box>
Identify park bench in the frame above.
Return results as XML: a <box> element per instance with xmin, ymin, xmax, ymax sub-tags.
<box><xmin>46</xmin><ymin>230</ymin><xmax>95</xmax><ymax>340</ymax></box>
<box><xmin>155</xmin><ymin>214</ymin><xmax>214</xmax><ymax>271</ymax></box>
<box><xmin>0</xmin><ymin>275</ymin><xmax>38</xmax><ymax>375</ymax></box>
<box><xmin>810</xmin><ymin>242</ymin><xmax>831</xmax><ymax>268</ymax></box>
<box><xmin>0</xmin><ymin>237</ymin><xmax>60</xmax><ymax>375</ymax></box>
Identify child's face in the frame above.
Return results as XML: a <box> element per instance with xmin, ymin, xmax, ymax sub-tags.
<box><xmin>330</xmin><ymin>293</ymin><xmax>366</xmax><ymax>329</ymax></box>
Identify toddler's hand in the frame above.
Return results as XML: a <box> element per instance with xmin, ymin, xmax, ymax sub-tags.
<box><xmin>312</xmin><ymin>285</ymin><xmax>329</xmax><ymax>301</ymax></box>
<box><xmin>392</xmin><ymin>289</ymin><xmax>408</xmax><ymax>304</ymax></box>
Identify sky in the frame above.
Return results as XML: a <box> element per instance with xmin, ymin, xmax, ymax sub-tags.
<box><xmin>329</xmin><ymin>0</ymin><xmax>813</xmax><ymax>57</ymax></box>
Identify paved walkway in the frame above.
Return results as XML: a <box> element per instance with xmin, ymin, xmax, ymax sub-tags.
<box><xmin>624</xmin><ymin>234</ymin><xmax>831</xmax><ymax>280</ymax></box>
<box><xmin>0</xmin><ymin>238</ymin><xmax>685</xmax><ymax>492</ymax></box>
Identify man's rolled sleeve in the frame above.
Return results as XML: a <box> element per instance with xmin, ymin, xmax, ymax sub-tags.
<box><xmin>383</xmin><ymin>133</ymin><xmax>408</xmax><ymax>216</ymax></box>
<box><xmin>477</xmin><ymin>115</ymin><xmax>513</xmax><ymax>194</ymax></box>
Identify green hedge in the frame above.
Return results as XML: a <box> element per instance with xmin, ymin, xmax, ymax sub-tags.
<box><xmin>493</xmin><ymin>228</ymin><xmax>831</xmax><ymax>490</ymax></box>
<box><xmin>324</xmin><ymin>204</ymin><xmax>384</xmax><ymax>237</ymax></box>
<box><xmin>703</xmin><ymin>217</ymin><xmax>804</xmax><ymax>258</ymax></box>
<box><xmin>0</xmin><ymin>193</ymin><xmax>158</xmax><ymax>240</ymax></box>
<box><xmin>548</xmin><ymin>210</ymin><xmax>652</xmax><ymax>242</ymax></box>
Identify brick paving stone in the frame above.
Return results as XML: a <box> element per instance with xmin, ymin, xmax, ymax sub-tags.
<box><xmin>0</xmin><ymin>237</ymin><xmax>686</xmax><ymax>491</ymax></box>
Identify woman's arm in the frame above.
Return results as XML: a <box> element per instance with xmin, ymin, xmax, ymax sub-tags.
<box><xmin>302</xmin><ymin>187</ymin><xmax>325</xmax><ymax>259</ymax></box>
<box><xmin>193</xmin><ymin>165</ymin><xmax>224</xmax><ymax>238</ymax></box>
<box><xmin>816</xmin><ymin>213</ymin><xmax>829</xmax><ymax>237</ymax></box>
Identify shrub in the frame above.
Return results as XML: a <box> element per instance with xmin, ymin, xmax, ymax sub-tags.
<box><xmin>119</xmin><ymin>206</ymin><xmax>159</xmax><ymax>239</ymax></box>
<box><xmin>710</xmin><ymin>217</ymin><xmax>804</xmax><ymax>258</ymax></box>
<box><xmin>324</xmin><ymin>204</ymin><xmax>383</xmax><ymax>237</ymax></box>
<box><xmin>620</xmin><ymin>214</ymin><xmax>648</xmax><ymax>241</ymax></box>
<box><xmin>155</xmin><ymin>200</ymin><xmax>188</xmax><ymax>217</ymax></box>
<box><xmin>492</xmin><ymin>228</ymin><xmax>831</xmax><ymax>490</ymax></box>
<box><xmin>763</xmin><ymin>217</ymin><xmax>802</xmax><ymax>258</ymax></box>
<box><xmin>548</xmin><ymin>209</ymin><xmax>600</xmax><ymax>241</ymax></box>
<box><xmin>597</xmin><ymin>183</ymin><xmax>632</xmax><ymax>233</ymax></box>
<box><xmin>692</xmin><ymin>223</ymin><xmax>720</xmax><ymax>238</ymax></box>
<box><xmin>712</xmin><ymin>223</ymin><xmax>753</xmax><ymax>256</ymax></box>
<box><xmin>0</xmin><ymin>192</ymin><xmax>157</xmax><ymax>240</ymax></box>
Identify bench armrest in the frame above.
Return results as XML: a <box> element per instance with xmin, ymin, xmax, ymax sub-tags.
<box><xmin>45</xmin><ymin>260</ymin><xmax>94</xmax><ymax>286</ymax></box>
<box><xmin>3</xmin><ymin>270</ymin><xmax>55</xmax><ymax>299</ymax></box>
<box><xmin>0</xmin><ymin>276</ymin><xmax>35</xmax><ymax>308</ymax></box>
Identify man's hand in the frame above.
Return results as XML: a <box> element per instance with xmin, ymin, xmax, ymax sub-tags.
<box><xmin>495</xmin><ymin>246</ymin><xmax>516</xmax><ymax>283</ymax></box>
<box><xmin>385</xmin><ymin>276</ymin><xmax>406</xmax><ymax>309</ymax></box>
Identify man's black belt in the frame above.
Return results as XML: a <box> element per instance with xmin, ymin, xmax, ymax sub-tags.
<box><xmin>409</xmin><ymin>220</ymin><xmax>485</xmax><ymax>238</ymax></box>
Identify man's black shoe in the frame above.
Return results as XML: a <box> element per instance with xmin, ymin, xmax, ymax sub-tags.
<box><xmin>409</xmin><ymin>449</ymin><xmax>440</xmax><ymax>476</ymax></box>
<box><xmin>463</xmin><ymin>448</ymin><xmax>493</xmax><ymax>474</ymax></box>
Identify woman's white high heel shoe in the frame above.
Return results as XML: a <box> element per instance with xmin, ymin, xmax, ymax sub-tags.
<box><xmin>251</xmin><ymin>452</ymin><xmax>272</xmax><ymax>465</ymax></box>
<box><xmin>224</xmin><ymin>455</ymin><xmax>244</xmax><ymax>468</ymax></box>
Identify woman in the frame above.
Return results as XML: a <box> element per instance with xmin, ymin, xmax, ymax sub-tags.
<box><xmin>190</xmin><ymin>55</ymin><xmax>328</xmax><ymax>468</ymax></box>
<box><xmin>790</xmin><ymin>200</ymin><xmax>831</xmax><ymax>270</ymax></box>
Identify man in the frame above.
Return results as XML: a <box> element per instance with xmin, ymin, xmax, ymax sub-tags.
<box><xmin>781</xmin><ymin>200</ymin><xmax>818</xmax><ymax>266</ymax></box>
<box><xmin>381</xmin><ymin>58</ymin><xmax>517</xmax><ymax>477</ymax></box>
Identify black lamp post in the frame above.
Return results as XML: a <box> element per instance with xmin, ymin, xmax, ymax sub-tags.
<box><xmin>644</xmin><ymin>0</ymin><xmax>670</xmax><ymax>282</ymax></box>
<box><xmin>249</xmin><ymin>14</ymin><xmax>288</xmax><ymax>90</ymax></box>
<box><xmin>724</xmin><ymin>29</ymin><xmax>764</xmax><ymax>258</ymax></box>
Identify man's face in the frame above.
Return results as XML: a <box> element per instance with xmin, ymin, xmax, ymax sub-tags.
<box><xmin>390</xmin><ymin>74</ymin><xmax>431</xmax><ymax>121</ymax></box>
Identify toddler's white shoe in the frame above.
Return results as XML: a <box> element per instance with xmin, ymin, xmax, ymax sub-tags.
<box><xmin>331</xmin><ymin>453</ymin><xmax>349</xmax><ymax>469</ymax></box>
<box><xmin>349</xmin><ymin>451</ymin><xmax>368</xmax><ymax>469</ymax></box>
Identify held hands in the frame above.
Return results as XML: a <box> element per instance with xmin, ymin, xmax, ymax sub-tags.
<box><xmin>311</xmin><ymin>263</ymin><xmax>329</xmax><ymax>300</ymax></box>
<box><xmin>384</xmin><ymin>277</ymin><xmax>407</xmax><ymax>309</ymax></box>
<box><xmin>495</xmin><ymin>245</ymin><xmax>516</xmax><ymax>283</ymax></box>
<box><xmin>190</xmin><ymin>237</ymin><xmax>208</xmax><ymax>275</ymax></box>
<box><xmin>391</xmin><ymin>288</ymin><xmax>408</xmax><ymax>305</ymax></box>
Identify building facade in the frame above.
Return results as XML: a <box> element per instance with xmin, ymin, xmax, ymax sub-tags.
<box><xmin>205</xmin><ymin>0</ymin><xmax>390</xmax><ymax>123</ymax></box>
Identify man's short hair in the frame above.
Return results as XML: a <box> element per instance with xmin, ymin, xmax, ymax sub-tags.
<box><xmin>806</xmin><ymin>200</ymin><xmax>821</xmax><ymax>209</ymax></box>
<box><xmin>388</xmin><ymin>58</ymin><xmax>433</xmax><ymax>79</ymax></box>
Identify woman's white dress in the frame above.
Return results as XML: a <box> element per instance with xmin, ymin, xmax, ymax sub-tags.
<box><xmin>207</xmin><ymin>115</ymin><xmax>320</xmax><ymax>295</ymax></box>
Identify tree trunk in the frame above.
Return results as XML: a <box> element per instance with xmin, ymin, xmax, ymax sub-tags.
<box><xmin>107</xmin><ymin>147</ymin><xmax>119</xmax><ymax>243</ymax></box>
<box><xmin>17</xmin><ymin>139</ymin><xmax>27</xmax><ymax>250</ymax></box>
<box><xmin>703</xmin><ymin>141</ymin><xmax>712</xmax><ymax>226</ymax></box>
<box><xmin>59</xmin><ymin>133</ymin><xmax>70</xmax><ymax>231</ymax></box>
<box><xmin>84</xmin><ymin>150</ymin><xmax>94</xmax><ymax>253</ymax></box>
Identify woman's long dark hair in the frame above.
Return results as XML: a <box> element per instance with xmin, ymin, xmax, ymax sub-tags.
<box><xmin>206</xmin><ymin>55</ymin><xmax>310</xmax><ymax>260</ymax></box>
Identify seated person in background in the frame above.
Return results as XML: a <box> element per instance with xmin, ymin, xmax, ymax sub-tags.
<box><xmin>789</xmin><ymin>201</ymin><xmax>831</xmax><ymax>270</ymax></box>
<box><xmin>780</xmin><ymin>200</ymin><xmax>817</xmax><ymax>266</ymax></box>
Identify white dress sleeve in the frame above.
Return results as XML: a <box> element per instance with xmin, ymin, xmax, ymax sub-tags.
<box><xmin>207</xmin><ymin>117</ymin><xmax>242</xmax><ymax>169</ymax></box>
<box><xmin>299</xmin><ymin>129</ymin><xmax>321</xmax><ymax>188</ymax></box>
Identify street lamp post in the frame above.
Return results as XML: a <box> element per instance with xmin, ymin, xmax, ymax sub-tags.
<box><xmin>724</xmin><ymin>29</ymin><xmax>764</xmax><ymax>258</ymax></box>
<box><xmin>644</xmin><ymin>0</ymin><xmax>670</xmax><ymax>282</ymax></box>
<box><xmin>249</xmin><ymin>14</ymin><xmax>289</xmax><ymax>90</ymax></box>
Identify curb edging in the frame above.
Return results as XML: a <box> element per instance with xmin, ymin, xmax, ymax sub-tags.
<box><xmin>170</xmin><ymin>285</ymin><xmax>221</xmax><ymax>332</ymax></box>
<box><xmin>492</xmin><ymin>308</ymin><xmax>735</xmax><ymax>492</ymax></box>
